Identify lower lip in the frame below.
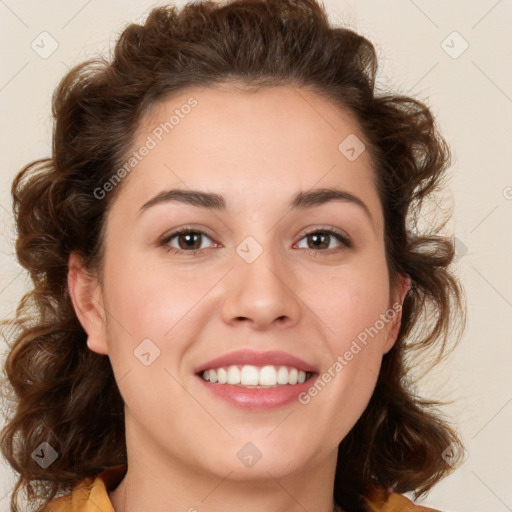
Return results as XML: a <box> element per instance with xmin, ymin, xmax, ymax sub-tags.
<box><xmin>196</xmin><ymin>374</ymin><xmax>317</xmax><ymax>410</ymax></box>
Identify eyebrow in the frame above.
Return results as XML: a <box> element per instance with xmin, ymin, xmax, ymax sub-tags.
<box><xmin>138</xmin><ymin>187</ymin><xmax>372</xmax><ymax>221</ymax></box>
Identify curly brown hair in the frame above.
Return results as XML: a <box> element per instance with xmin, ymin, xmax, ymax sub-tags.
<box><xmin>0</xmin><ymin>1</ymin><xmax>465</xmax><ymax>511</ymax></box>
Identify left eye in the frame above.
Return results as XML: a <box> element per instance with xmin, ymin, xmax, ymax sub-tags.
<box><xmin>296</xmin><ymin>230</ymin><xmax>349</xmax><ymax>251</ymax></box>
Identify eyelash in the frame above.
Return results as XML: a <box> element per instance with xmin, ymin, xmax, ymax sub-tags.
<box><xmin>159</xmin><ymin>226</ymin><xmax>352</xmax><ymax>256</ymax></box>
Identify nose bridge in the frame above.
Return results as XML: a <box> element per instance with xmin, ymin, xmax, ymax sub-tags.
<box><xmin>221</xmin><ymin>234</ymin><xmax>301</xmax><ymax>328</ymax></box>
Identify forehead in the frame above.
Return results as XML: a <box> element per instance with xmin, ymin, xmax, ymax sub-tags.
<box><xmin>115</xmin><ymin>84</ymin><xmax>381</xmax><ymax>224</ymax></box>
<box><xmin>135</xmin><ymin>84</ymin><xmax>370</xmax><ymax>166</ymax></box>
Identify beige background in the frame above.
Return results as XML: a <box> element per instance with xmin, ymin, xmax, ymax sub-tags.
<box><xmin>1</xmin><ymin>1</ymin><xmax>511</xmax><ymax>511</ymax></box>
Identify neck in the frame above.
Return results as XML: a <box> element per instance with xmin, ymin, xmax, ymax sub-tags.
<box><xmin>111</xmin><ymin>474</ymin><xmax>341</xmax><ymax>512</ymax></box>
<box><xmin>109</xmin><ymin>417</ymin><xmax>340</xmax><ymax>512</ymax></box>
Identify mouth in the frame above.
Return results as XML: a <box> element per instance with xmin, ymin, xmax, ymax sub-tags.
<box><xmin>197</xmin><ymin>364</ymin><xmax>315</xmax><ymax>388</ymax></box>
<box><xmin>193</xmin><ymin>349</ymin><xmax>319</xmax><ymax>410</ymax></box>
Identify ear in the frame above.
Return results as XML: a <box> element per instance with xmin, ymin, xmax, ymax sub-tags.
<box><xmin>67</xmin><ymin>251</ymin><xmax>109</xmax><ymax>355</ymax></box>
<box><xmin>382</xmin><ymin>273</ymin><xmax>411</xmax><ymax>354</ymax></box>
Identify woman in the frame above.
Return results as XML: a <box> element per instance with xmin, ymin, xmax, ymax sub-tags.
<box><xmin>0</xmin><ymin>0</ymin><xmax>465</xmax><ymax>511</ymax></box>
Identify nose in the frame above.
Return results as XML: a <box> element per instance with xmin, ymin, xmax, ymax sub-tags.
<box><xmin>220</xmin><ymin>241</ymin><xmax>301</xmax><ymax>330</ymax></box>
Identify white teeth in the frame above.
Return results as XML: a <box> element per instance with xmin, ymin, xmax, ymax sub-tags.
<box><xmin>276</xmin><ymin>366</ymin><xmax>289</xmax><ymax>385</ymax></box>
<box><xmin>217</xmin><ymin>367</ymin><xmax>228</xmax><ymax>384</ymax></box>
<box><xmin>259</xmin><ymin>365</ymin><xmax>277</xmax><ymax>385</ymax></box>
<box><xmin>240</xmin><ymin>365</ymin><xmax>259</xmax><ymax>385</ymax></box>
<box><xmin>227</xmin><ymin>365</ymin><xmax>241</xmax><ymax>385</ymax></box>
<box><xmin>199</xmin><ymin>364</ymin><xmax>312</xmax><ymax>387</ymax></box>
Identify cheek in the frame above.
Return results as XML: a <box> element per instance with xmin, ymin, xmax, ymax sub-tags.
<box><xmin>102</xmin><ymin>252</ymin><xmax>217</xmax><ymax>336</ymax></box>
<box><xmin>304</xmin><ymin>255</ymin><xmax>391</xmax><ymax>347</ymax></box>
<box><xmin>100</xmin><ymin>252</ymin><xmax>228</xmax><ymax>383</ymax></box>
<box><xmin>99</xmin><ymin>260</ymin><xmax>201</xmax><ymax>418</ymax></box>
<box><xmin>300</xmin><ymin>252</ymin><xmax>392</xmax><ymax>401</ymax></box>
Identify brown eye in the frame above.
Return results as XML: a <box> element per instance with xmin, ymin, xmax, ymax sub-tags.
<box><xmin>296</xmin><ymin>230</ymin><xmax>352</xmax><ymax>251</ymax></box>
<box><xmin>306</xmin><ymin>232</ymin><xmax>330</xmax><ymax>250</ymax></box>
<box><xmin>176</xmin><ymin>232</ymin><xmax>203</xmax><ymax>250</ymax></box>
<box><xmin>162</xmin><ymin>230</ymin><xmax>214</xmax><ymax>252</ymax></box>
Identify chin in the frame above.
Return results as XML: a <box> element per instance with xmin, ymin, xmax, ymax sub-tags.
<box><xmin>196</xmin><ymin>436</ymin><xmax>319</xmax><ymax>481</ymax></box>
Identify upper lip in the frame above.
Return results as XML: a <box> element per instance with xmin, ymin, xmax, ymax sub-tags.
<box><xmin>194</xmin><ymin>349</ymin><xmax>319</xmax><ymax>374</ymax></box>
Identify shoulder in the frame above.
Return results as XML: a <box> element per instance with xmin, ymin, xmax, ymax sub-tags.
<box><xmin>364</xmin><ymin>484</ymin><xmax>443</xmax><ymax>512</ymax></box>
<box><xmin>39</xmin><ymin>465</ymin><xmax>126</xmax><ymax>512</ymax></box>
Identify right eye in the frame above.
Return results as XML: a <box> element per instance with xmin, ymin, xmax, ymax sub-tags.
<box><xmin>160</xmin><ymin>228</ymin><xmax>218</xmax><ymax>255</ymax></box>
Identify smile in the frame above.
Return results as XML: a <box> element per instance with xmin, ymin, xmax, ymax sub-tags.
<box><xmin>194</xmin><ymin>349</ymin><xmax>319</xmax><ymax>409</ymax></box>
<box><xmin>200</xmin><ymin>364</ymin><xmax>313</xmax><ymax>387</ymax></box>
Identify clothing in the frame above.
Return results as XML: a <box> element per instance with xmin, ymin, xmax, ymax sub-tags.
<box><xmin>40</xmin><ymin>464</ymin><xmax>441</xmax><ymax>512</ymax></box>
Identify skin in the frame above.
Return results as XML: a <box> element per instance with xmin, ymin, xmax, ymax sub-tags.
<box><xmin>68</xmin><ymin>85</ymin><xmax>409</xmax><ymax>512</ymax></box>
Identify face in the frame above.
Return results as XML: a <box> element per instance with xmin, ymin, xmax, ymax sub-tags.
<box><xmin>70</xmin><ymin>85</ymin><xmax>407</xmax><ymax>483</ymax></box>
